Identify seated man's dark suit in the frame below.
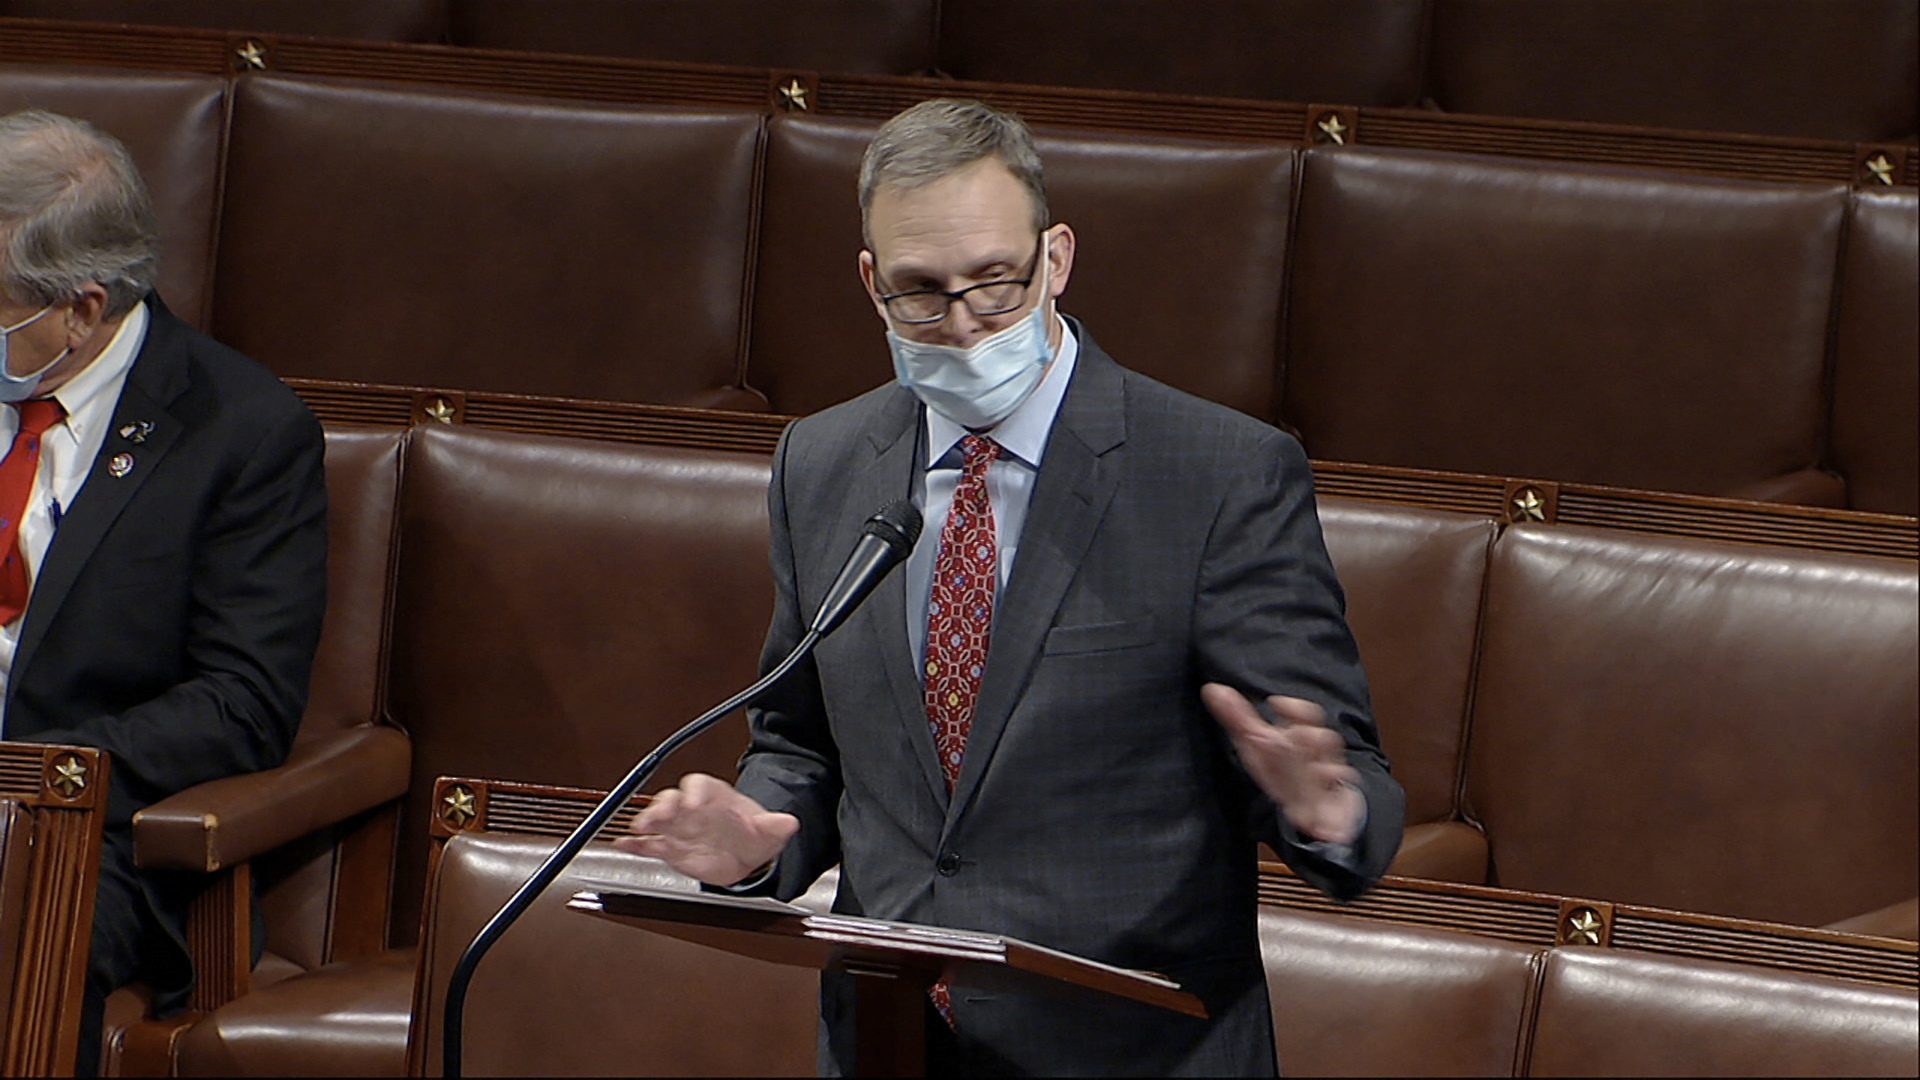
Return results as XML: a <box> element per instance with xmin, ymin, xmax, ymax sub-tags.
<box><xmin>738</xmin><ymin>321</ymin><xmax>1404</xmax><ymax>1076</ymax></box>
<box><xmin>6</xmin><ymin>295</ymin><xmax>327</xmax><ymax>1066</ymax></box>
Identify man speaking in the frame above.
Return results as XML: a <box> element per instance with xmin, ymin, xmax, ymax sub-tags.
<box><xmin>620</xmin><ymin>98</ymin><xmax>1403</xmax><ymax>1076</ymax></box>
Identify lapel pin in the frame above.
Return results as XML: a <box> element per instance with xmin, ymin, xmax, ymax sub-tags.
<box><xmin>108</xmin><ymin>452</ymin><xmax>135</xmax><ymax>478</ymax></box>
<box><xmin>117</xmin><ymin>420</ymin><xmax>154</xmax><ymax>444</ymax></box>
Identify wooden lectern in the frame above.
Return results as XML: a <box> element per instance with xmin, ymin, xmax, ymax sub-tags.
<box><xmin>570</xmin><ymin>886</ymin><xmax>1206</xmax><ymax>1077</ymax></box>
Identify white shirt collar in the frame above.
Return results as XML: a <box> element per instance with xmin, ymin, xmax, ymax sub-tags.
<box><xmin>50</xmin><ymin>300</ymin><xmax>147</xmax><ymax>444</ymax></box>
<box><xmin>923</xmin><ymin>311</ymin><xmax>1079</xmax><ymax>470</ymax></box>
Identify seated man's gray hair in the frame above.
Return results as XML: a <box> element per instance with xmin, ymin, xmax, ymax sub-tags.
<box><xmin>0</xmin><ymin>110</ymin><xmax>159</xmax><ymax>319</ymax></box>
<box><xmin>857</xmin><ymin>98</ymin><xmax>1049</xmax><ymax>245</ymax></box>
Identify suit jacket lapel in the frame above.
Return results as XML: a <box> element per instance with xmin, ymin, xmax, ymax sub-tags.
<box><xmin>845</xmin><ymin>389</ymin><xmax>952</xmax><ymax>809</ymax></box>
<box><xmin>11</xmin><ymin>301</ymin><xmax>189</xmax><ymax>694</ymax></box>
<box><xmin>945</xmin><ymin>336</ymin><xmax>1127</xmax><ymax>828</ymax></box>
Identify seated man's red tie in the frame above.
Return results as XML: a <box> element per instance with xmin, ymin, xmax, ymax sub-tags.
<box><xmin>0</xmin><ymin>399</ymin><xmax>66</xmax><ymax>624</ymax></box>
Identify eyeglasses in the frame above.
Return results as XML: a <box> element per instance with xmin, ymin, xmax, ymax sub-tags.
<box><xmin>877</xmin><ymin>235</ymin><xmax>1044</xmax><ymax>325</ymax></box>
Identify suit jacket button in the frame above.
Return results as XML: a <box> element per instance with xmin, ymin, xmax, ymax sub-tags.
<box><xmin>936</xmin><ymin>852</ymin><xmax>961</xmax><ymax>876</ymax></box>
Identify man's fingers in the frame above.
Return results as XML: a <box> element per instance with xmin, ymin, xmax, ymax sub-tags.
<box><xmin>1201</xmin><ymin>682</ymin><xmax>1271</xmax><ymax>741</ymax></box>
<box><xmin>753</xmin><ymin>811</ymin><xmax>801</xmax><ymax>845</ymax></box>
<box><xmin>1265</xmin><ymin>694</ymin><xmax>1328</xmax><ymax>727</ymax></box>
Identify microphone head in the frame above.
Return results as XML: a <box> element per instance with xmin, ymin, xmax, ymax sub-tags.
<box><xmin>866</xmin><ymin>499</ymin><xmax>923</xmax><ymax>557</ymax></box>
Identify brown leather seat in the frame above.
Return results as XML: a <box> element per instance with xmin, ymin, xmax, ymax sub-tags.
<box><xmin>1286</xmin><ymin>147</ymin><xmax>1849</xmax><ymax>503</ymax></box>
<box><xmin>748</xmin><ymin>113</ymin><xmax>1294</xmax><ymax>420</ymax></box>
<box><xmin>121</xmin><ymin>426</ymin><xmax>412</xmax><ymax>1073</ymax></box>
<box><xmin>211</xmin><ymin>74</ymin><xmax>767</xmax><ymax>410</ymax></box>
<box><xmin>937</xmin><ymin>0</ymin><xmax>1427</xmax><ymax>105</ymax></box>
<box><xmin>1526</xmin><ymin>946</ymin><xmax>1919</xmax><ymax>1076</ymax></box>
<box><xmin>1259</xmin><ymin>905</ymin><xmax>1540</xmax><ymax>1076</ymax></box>
<box><xmin>450</xmin><ymin>0</ymin><xmax>937</xmax><ymax>74</ymax></box>
<box><xmin>1315</xmin><ymin>498</ymin><xmax>1496</xmax><ymax>882</ymax></box>
<box><xmin>408</xmin><ymin>835</ymin><xmax>817</xmax><ymax>1076</ymax></box>
<box><xmin>0</xmin><ymin>64</ymin><xmax>226</xmax><ymax>328</ymax></box>
<box><xmin>1427</xmin><ymin>0</ymin><xmax>1920</xmax><ymax>141</ymax></box>
<box><xmin>1464</xmin><ymin>524</ymin><xmax>1919</xmax><ymax>928</ymax></box>
<box><xmin>0</xmin><ymin>0</ymin><xmax>448</xmax><ymax>41</ymax></box>
<box><xmin>1829</xmin><ymin>190</ymin><xmax>1920</xmax><ymax>516</ymax></box>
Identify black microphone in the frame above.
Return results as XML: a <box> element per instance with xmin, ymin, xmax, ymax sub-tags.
<box><xmin>811</xmin><ymin>499</ymin><xmax>923</xmax><ymax>635</ymax></box>
<box><xmin>442</xmin><ymin>500</ymin><xmax>922</xmax><ymax>1077</ymax></box>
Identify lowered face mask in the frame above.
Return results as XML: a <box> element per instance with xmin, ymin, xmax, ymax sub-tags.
<box><xmin>0</xmin><ymin>304</ymin><xmax>69</xmax><ymax>404</ymax></box>
<box><xmin>887</xmin><ymin>237</ymin><xmax>1054</xmax><ymax>430</ymax></box>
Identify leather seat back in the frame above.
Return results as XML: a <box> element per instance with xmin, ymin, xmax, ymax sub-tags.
<box><xmin>384</xmin><ymin>424</ymin><xmax>775</xmax><ymax>940</ymax></box>
<box><xmin>1465</xmin><ymin>524</ymin><xmax>1920</xmax><ymax>926</ymax></box>
<box><xmin>1829</xmin><ymin>190</ymin><xmax>1919</xmax><ymax>515</ymax></box>
<box><xmin>1427</xmin><ymin>0</ymin><xmax>1920</xmax><ymax>141</ymax></box>
<box><xmin>1286</xmin><ymin>148</ymin><xmax>1846</xmax><ymax>496</ymax></box>
<box><xmin>1316</xmin><ymin>498</ymin><xmax>1494</xmax><ymax>828</ymax></box>
<box><xmin>410</xmin><ymin>833</ymin><xmax>816</xmax><ymax>1076</ymax></box>
<box><xmin>937</xmin><ymin>0</ymin><xmax>1428</xmax><ymax>105</ymax></box>
<box><xmin>0</xmin><ymin>0</ymin><xmax>448</xmax><ymax>41</ymax></box>
<box><xmin>0</xmin><ymin>65</ymin><xmax>226</xmax><ymax>328</ymax></box>
<box><xmin>213</xmin><ymin>75</ymin><xmax>766</xmax><ymax>410</ymax></box>
<box><xmin>1526</xmin><ymin>947</ymin><xmax>1920</xmax><ymax>1076</ymax></box>
<box><xmin>451</xmin><ymin>0</ymin><xmax>937</xmax><ymax>73</ymax></box>
<box><xmin>748</xmin><ymin>113</ymin><xmax>1294</xmax><ymax>420</ymax></box>
<box><xmin>1259</xmin><ymin>904</ymin><xmax>1540</xmax><ymax>1076</ymax></box>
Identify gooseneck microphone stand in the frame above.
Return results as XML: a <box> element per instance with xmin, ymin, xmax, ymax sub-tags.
<box><xmin>440</xmin><ymin>627</ymin><xmax>822</xmax><ymax>1078</ymax></box>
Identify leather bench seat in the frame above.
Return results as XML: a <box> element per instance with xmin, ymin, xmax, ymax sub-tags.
<box><xmin>173</xmin><ymin>949</ymin><xmax>417</xmax><ymax>1077</ymax></box>
<box><xmin>1526</xmin><ymin>947</ymin><xmax>1920</xmax><ymax>1076</ymax></box>
<box><xmin>1465</xmin><ymin>524</ymin><xmax>1919</xmax><ymax>929</ymax></box>
<box><xmin>1830</xmin><ymin>189</ymin><xmax>1920</xmax><ymax>515</ymax></box>
<box><xmin>0</xmin><ymin>0</ymin><xmax>447</xmax><ymax>41</ymax></box>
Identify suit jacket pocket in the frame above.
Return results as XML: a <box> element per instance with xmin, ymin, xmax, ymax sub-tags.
<box><xmin>1042</xmin><ymin>617</ymin><xmax>1158</xmax><ymax>656</ymax></box>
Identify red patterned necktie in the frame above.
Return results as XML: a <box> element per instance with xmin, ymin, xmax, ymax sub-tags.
<box><xmin>0</xmin><ymin>398</ymin><xmax>66</xmax><ymax>624</ymax></box>
<box><xmin>924</xmin><ymin>434</ymin><xmax>1000</xmax><ymax>789</ymax></box>
<box><xmin>924</xmin><ymin>434</ymin><xmax>999</xmax><ymax>1029</ymax></box>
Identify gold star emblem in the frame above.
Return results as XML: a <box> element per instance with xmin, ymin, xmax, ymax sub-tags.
<box><xmin>235</xmin><ymin>41</ymin><xmax>268</xmax><ymax>70</ymax></box>
<box><xmin>50</xmin><ymin>755</ymin><xmax>89</xmax><ymax>798</ymax></box>
<box><xmin>440</xmin><ymin>785</ymin><xmax>478</xmax><ymax>829</ymax></box>
<box><xmin>1314</xmin><ymin>113</ymin><xmax>1348</xmax><ymax>146</ymax></box>
<box><xmin>1511</xmin><ymin>487</ymin><xmax>1547</xmax><ymax>522</ymax></box>
<box><xmin>1563</xmin><ymin>907</ymin><xmax>1604</xmax><ymax>946</ymax></box>
<box><xmin>778</xmin><ymin>78</ymin><xmax>810</xmax><ymax>111</ymax></box>
<box><xmin>1864</xmin><ymin>153</ymin><xmax>1896</xmax><ymax>186</ymax></box>
<box><xmin>424</xmin><ymin>397</ymin><xmax>458</xmax><ymax>424</ymax></box>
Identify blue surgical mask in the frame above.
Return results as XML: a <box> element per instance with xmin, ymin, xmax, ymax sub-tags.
<box><xmin>0</xmin><ymin>304</ymin><xmax>68</xmax><ymax>404</ymax></box>
<box><xmin>888</xmin><ymin>236</ymin><xmax>1054</xmax><ymax>430</ymax></box>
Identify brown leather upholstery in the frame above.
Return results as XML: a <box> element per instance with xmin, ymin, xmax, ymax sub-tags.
<box><xmin>1465</xmin><ymin>525</ymin><xmax>1919</xmax><ymax>927</ymax></box>
<box><xmin>1285</xmin><ymin>148</ymin><xmax>1846</xmax><ymax>498</ymax></box>
<box><xmin>1526</xmin><ymin>947</ymin><xmax>1919</xmax><ymax>1076</ymax></box>
<box><xmin>937</xmin><ymin>0</ymin><xmax>1428</xmax><ymax>105</ymax></box>
<box><xmin>0</xmin><ymin>0</ymin><xmax>448</xmax><ymax>41</ymax></box>
<box><xmin>409</xmin><ymin>835</ymin><xmax>816</xmax><ymax>1076</ymax></box>
<box><xmin>1259</xmin><ymin>906</ymin><xmax>1538</xmax><ymax>1076</ymax></box>
<box><xmin>384</xmin><ymin>425</ymin><xmax>775</xmax><ymax>941</ymax></box>
<box><xmin>1427</xmin><ymin>0</ymin><xmax>1920</xmax><ymax>141</ymax></box>
<box><xmin>451</xmin><ymin>0</ymin><xmax>937</xmax><ymax>74</ymax></box>
<box><xmin>211</xmin><ymin>75</ymin><xmax>766</xmax><ymax>410</ymax></box>
<box><xmin>1317</xmin><ymin>498</ymin><xmax>1495</xmax><ymax>882</ymax></box>
<box><xmin>0</xmin><ymin>64</ymin><xmax>226</xmax><ymax>328</ymax></box>
<box><xmin>173</xmin><ymin>948</ymin><xmax>418</xmax><ymax>1077</ymax></box>
<box><xmin>747</xmin><ymin>114</ymin><xmax>1294</xmax><ymax>420</ymax></box>
<box><xmin>1830</xmin><ymin>190</ymin><xmax>1920</xmax><ymax>516</ymax></box>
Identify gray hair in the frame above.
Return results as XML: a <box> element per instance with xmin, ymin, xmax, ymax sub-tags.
<box><xmin>858</xmin><ymin>98</ymin><xmax>1048</xmax><ymax>245</ymax></box>
<box><xmin>0</xmin><ymin>110</ymin><xmax>159</xmax><ymax>319</ymax></box>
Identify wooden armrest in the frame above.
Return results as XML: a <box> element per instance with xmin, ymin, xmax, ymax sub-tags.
<box><xmin>132</xmin><ymin>725</ymin><xmax>410</xmax><ymax>873</ymax></box>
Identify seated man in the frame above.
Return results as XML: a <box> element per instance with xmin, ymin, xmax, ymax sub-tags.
<box><xmin>621</xmin><ymin>98</ymin><xmax>1404</xmax><ymax>1076</ymax></box>
<box><xmin>0</xmin><ymin>110</ymin><xmax>327</xmax><ymax>1074</ymax></box>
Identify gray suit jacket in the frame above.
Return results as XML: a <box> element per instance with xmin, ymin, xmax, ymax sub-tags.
<box><xmin>738</xmin><ymin>325</ymin><xmax>1404</xmax><ymax>1076</ymax></box>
